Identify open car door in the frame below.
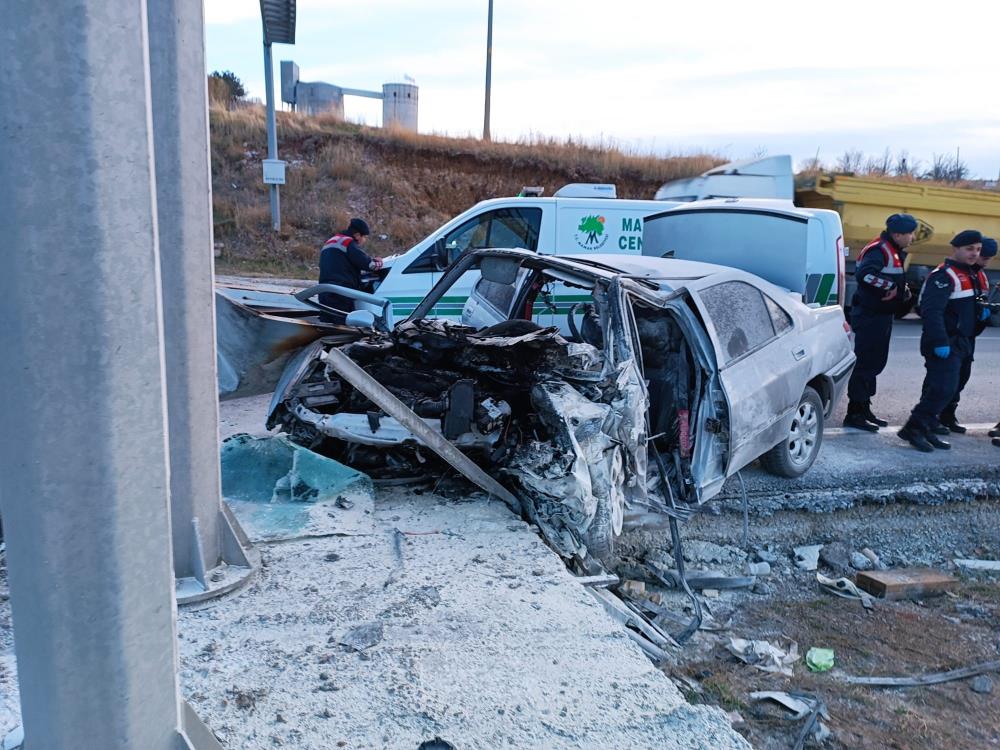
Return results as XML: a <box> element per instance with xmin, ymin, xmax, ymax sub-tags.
<box><xmin>685</xmin><ymin>276</ymin><xmax>811</xmax><ymax>475</ymax></box>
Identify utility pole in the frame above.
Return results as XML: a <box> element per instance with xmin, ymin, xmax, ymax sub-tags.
<box><xmin>259</xmin><ymin>1</ymin><xmax>297</xmax><ymax>232</ymax></box>
<box><xmin>483</xmin><ymin>0</ymin><xmax>493</xmax><ymax>141</ymax></box>
<box><xmin>264</xmin><ymin>41</ymin><xmax>282</xmax><ymax>230</ymax></box>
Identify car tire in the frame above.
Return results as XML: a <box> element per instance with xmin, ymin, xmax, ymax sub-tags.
<box><xmin>582</xmin><ymin>492</ymin><xmax>615</xmax><ymax>560</ymax></box>
<box><xmin>760</xmin><ymin>386</ymin><xmax>824</xmax><ymax>478</ymax></box>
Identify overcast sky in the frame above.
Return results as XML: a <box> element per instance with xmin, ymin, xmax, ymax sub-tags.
<box><xmin>206</xmin><ymin>0</ymin><xmax>1000</xmax><ymax>178</ymax></box>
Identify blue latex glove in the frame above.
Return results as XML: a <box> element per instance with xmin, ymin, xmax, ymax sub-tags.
<box><xmin>934</xmin><ymin>345</ymin><xmax>951</xmax><ymax>359</ymax></box>
<box><xmin>980</xmin><ymin>307</ymin><xmax>991</xmax><ymax>322</ymax></box>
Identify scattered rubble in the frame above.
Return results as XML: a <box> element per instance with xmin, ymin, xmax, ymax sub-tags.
<box><xmin>792</xmin><ymin>544</ymin><xmax>822</xmax><ymax>571</ymax></box>
<box><xmin>750</xmin><ymin>691</ymin><xmax>831</xmax><ymax>749</ymax></box>
<box><xmin>818</xmin><ymin>541</ymin><xmax>853</xmax><ymax>576</ymax></box>
<box><xmin>816</xmin><ymin>573</ymin><xmax>874</xmax><ymax>610</ymax></box>
<box><xmin>855</xmin><ymin>568</ymin><xmax>957</xmax><ymax>600</ymax></box>
<box><xmin>850</xmin><ymin>551</ymin><xmax>873</xmax><ymax>570</ymax></box>
<box><xmin>726</xmin><ymin>637</ymin><xmax>800</xmax><ymax>676</ymax></box>
<box><xmin>954</xmin><ymin>558</ymin><xmax>1000</xmax><ymax>574</ymax></box>
<box><xmin>970</xmin><ymin>676</ymin><xmax>994</xmax><ymax>694</ymax></box>
<box><xmin>337</xmin><ymin>621</ymin><xmax>384</xmax><ymax>653</ymax></box>
<box><xmin>841</xmin><ymin>659</ymin><xmax>1000</xmax><ymax>688</ymax></box>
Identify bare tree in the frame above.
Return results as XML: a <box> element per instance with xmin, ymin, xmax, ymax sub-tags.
<box><xmin>798</xmin><ymin>155</ymin><xmax>824</xmax><ymax>174</ymax></box>
<box><xmin>925</xmin><ymin>152</ymin><xmax>969</xmax><ymax>183</ymax></box>
<box><xmin>864</xmin><ymin>148</ymin><xmax>893</xmax><ymax>177</ymax></box>
<box><xmin>894</xmin><ymin>150</ymin><xmax>922</xmax><ymax>178</ymax></box>
<box><xmin>835</xmin><ymin>149</ymin><xmax>865</xmax><ymax>174</ymax></box>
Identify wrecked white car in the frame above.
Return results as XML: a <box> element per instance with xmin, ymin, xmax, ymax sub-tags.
<box><xmin>267</xmin><ymin>249</ymin><xmax>855</xmax><ymax>558</ymax></box>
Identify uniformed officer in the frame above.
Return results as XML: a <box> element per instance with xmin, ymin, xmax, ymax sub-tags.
<box><xmin>935</xmin><ymin>236</ymin><xmax>994</xmax><ymax>433</ymax></box>
<box><xmin>843</xmin><ymin>213</ymin><xmax>917</xmax><ymax>431</ymax></box>
<box><xmin>318</xmin><ymin>217</ymin><xmax>383</xmax><ymax>323</ymax></box>
<box><xmin>974</xmin><ymin>238</ymin><xmax>1000</xmax><ymax>447</ymax></box>
<box><xmin>899</xmin><ymin>230</ymin><xmax>984</xmax><ymax>451</ymax></box>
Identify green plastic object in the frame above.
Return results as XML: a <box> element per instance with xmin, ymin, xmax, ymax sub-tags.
<box><xmin>806</xmin><ymin>647</ymin><xmax>835</xmax><ymax>672</ymax></box>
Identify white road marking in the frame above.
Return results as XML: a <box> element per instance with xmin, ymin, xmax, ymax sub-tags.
<box><xmin>825</xmin><ymin>423</ymin><xmax>996</xmax><ymax>436</ymax></box>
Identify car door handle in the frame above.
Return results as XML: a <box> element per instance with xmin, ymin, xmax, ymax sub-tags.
<box><xmin>792</xmin><ymin>347</ymin><xmax>807</xmax><ymax>360</ymax></box>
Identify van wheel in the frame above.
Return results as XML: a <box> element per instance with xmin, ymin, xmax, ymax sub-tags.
<box><xmin>582</xmin><ymin>492</ymin><xmax>616</xmax><ymax>560</ymax></box>
<box><xmin>761</xmin><ymin>387</ymin><xmax>824</xmax><ymax>478</ymax></box>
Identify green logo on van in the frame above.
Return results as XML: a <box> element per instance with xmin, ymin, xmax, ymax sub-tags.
<box><xmin>575</xmin><ymin>215</ymin><xmax>608</xmax><ymax>249</ymax></box>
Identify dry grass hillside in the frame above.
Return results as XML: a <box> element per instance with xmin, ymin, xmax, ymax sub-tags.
<box><xmin>210</xmin><ymin>105</ymin><xmax>723</xmax><ymax>276</ymax></box>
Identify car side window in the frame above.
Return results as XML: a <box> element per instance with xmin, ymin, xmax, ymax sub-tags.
<box><xmin>698</xmin><ymin>281</ymin><xmax>777</xmax><ymax>364</ymax></box>
<box><xmin>402</xmin><ymin>208</ymin><xmax>542</xmax><ymax>274</ymax></box>
<box><xmin>763</xmin><ymin>293</ymin><xmax>793</xmax><ymax>334</ymax></box>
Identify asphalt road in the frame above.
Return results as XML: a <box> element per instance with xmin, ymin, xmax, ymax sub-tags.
<box><xmin>829</xmin><ymin>317</ymin><xmax>1000</xmax><ymax>428</ymax></box>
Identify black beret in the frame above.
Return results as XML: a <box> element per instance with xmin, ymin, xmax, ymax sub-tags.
<box><xmin>981</xmin><ymin>237</ymin><xmax>998</xmax><ymax>258</ymax></box>
<box><xmin>885</xmin><ymin>213</ymin><xmax>918</xmax><ymax>234</ymax></box>
<box><xmin>347</xmin><ymin>217</ymin><xmax>371</xmax><ymax>236</ymax></box>
<box><xmin>950</xmin><ymin>229</ymin><xmax>983</xmax><ymax>247</ymax></box>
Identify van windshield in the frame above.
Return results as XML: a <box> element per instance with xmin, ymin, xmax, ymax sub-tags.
<box><xmin>403</xmin><ymin>207</ymin><xmax>542</xmax><ymax>274</ymax></box>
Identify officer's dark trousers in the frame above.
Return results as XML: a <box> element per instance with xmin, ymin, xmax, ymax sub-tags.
<box><xmin>941</xmin><ymin>338</ymin><xmax>976</xmax><ymax>420</ymax></box>
<box><xmin>911</xmin><ymin>340</ymin><xmax>970</xmax><ymax>430</ymax></box>
<box><xmin>847</xmin><ymin>307</ymin><xmax>893</xmax><ymax>403</ymax></box>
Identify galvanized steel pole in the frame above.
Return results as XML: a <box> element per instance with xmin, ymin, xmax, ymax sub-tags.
<box><xmin>483</xmin><ymin>0</ymin><xmax>493</xmax><ymax>141</ymax></box>
<box><xmin>147</xmin><ymin>0</ymin><xmax>255</xmax><ymax>604</ymax></box>
<box><xmin>264</xmin><ymin>41</ymin><xmax>281</xmax><ymax>230</ymax></box>
<box><xmin>0</xmin><ymin>2</ymin><xmax>220</xmax><ymax>748</ymax></box>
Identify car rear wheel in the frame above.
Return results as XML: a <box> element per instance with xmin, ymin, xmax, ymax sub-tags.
<box><xmin>760</xmin><ymin>386</ymin><xmax>824</xmax><ymax>478</ymax></box>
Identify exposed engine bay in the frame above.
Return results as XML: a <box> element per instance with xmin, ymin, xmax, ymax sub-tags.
<box><xmin>267</xmin><ymin>281</ymin><xmax>715</xmax><ymax>559</ymax></box>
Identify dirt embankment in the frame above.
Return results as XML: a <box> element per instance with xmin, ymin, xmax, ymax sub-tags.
<box><xmin>617</xmin><ymin>498</ymin><xmax>1000</xmax><ymax>749</ymax></box>
<box><xmin>209</xmin><ymin>106</ymin><xmax>722</xmax><ymax>276</ymax></box>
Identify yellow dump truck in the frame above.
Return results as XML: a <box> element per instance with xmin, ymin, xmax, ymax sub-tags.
<box><xmin>796</xmin><ymin>173</ymin><xmax>1000</xmax><ymax>295</ymax></box>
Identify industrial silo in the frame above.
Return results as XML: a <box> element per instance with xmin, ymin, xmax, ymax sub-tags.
<box><xmin>382</xmin><ymin>83</ymin><xmax>418</xmax><ymax>131</ymax></box>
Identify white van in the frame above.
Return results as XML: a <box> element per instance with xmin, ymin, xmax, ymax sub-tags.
<box><xmin>371</xmin><ymin>183</ymin><xmax>845</xmax><ymax>328</ymax></box>
<box><xmin>372</xmin><ymin>184</ymin><xmax>673</xmax><ymax>320</ymax></box>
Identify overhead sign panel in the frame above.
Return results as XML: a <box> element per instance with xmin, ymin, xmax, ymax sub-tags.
<box><xmin>259</xmin><ymin>0</ymin><xmax>296</xmax><ymax>44</ymax></box>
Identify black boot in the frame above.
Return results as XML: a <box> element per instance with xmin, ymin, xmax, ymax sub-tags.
<box><xmin>938</xmin><ymin>412</ymin><xmax>966</xmax><ymax>434</ymax></box>
<box><xmin>860</xmin><ymin>403</ymin><xmax>889</xmax><ymax>428</ymax></box>
<box><xmin>897</xmin><ymin>420</ymin><xmax>934</xmax><ymax>452</ymax></box>
<box><xmin>930</xmin><ymin>420</ymin><xmax>950</xmax><ymax>436</ymax></box>
<box><xmin>993</xmin><ymin>437</ymin><xmax>1000</xmax><ymax>448</ymax></box>
<box><xmin>990</xmin><ymin>422</ymin><xmax>1000</xmax><ymax>439</ymax></box>
<box><xmin>844</xmin><ymin>401</ymin><xmax>879</xmax><ymax>432</ymax></box>
<box><xmin>925</xmin><ymin>432</ymin><xmax>951</xmax><ymax>450</ymax></box>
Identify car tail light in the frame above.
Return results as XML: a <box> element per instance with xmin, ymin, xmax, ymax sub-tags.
<box><xmin>678</xmin><ymin>409</ymin><xmax>691</xmax><ymax>458</ymax></box>
<box><xmin>836</xmin><ymin>235</ymin><xmax>846</xmax><ymax>307</ymax></box>
<box><xmin>843</xmin><ymin>321</ymin><xmax>851</xmax><ymax>334</ymax></box>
